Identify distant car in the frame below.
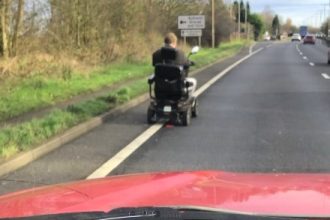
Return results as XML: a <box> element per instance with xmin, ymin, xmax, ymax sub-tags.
<box><xmin>263</xmin><ymin>35</ymin><xmax>270</xmax><ymax>41</ymax></box>
<box><xmin>303</xmin><ymin>35</ymin><xmax>316</xmax><ymax>44</ymax></box>
<box><xmin>291</xmin><ymin>33</ymin><xmax>301</xmax><ymax>42</ymax></box>
<box><xmin>316</xmin><ymin>32</ymin><xmax>325</xmax><ymax>38</ymax></box>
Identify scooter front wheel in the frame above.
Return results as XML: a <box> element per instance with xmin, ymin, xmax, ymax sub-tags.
<box><xmin>192</xmin><ymin>98</ymin><xmax>198</xmax><ymax>118</ymax></box>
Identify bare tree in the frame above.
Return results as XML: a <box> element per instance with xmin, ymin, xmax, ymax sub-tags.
<box><xmin>11</xmin><ymin>0</ymin><xmax>24</xmax><ymax>56</ymax></box>
<box><xmin>0</xmin><ymin>0</ymin><xmax>10</xmax><ymax>58</ymax></box>
<box><xmin>260</xmin><ymin>5</ymin><xmax>275</xmax><ymax>33</ymax></box>
<box><xmin>0</xmin><ymin>0</ymin><xmax>236</xmax><ymax>60</ymax></box>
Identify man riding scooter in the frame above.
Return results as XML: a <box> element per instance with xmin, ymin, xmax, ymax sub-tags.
<box><xmin>147</xmin><ymin>32</ymin><xmax>199</xmax><ymax>126</ymax></box>
<box><xmin>152</xmin><ymin>32</ymin><xmax>197</xmax><ymax>97</ymax></box>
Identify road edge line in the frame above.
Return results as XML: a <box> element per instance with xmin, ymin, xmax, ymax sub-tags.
<box><xmin>87</xmin><ymin>47</ymin><xmax>264</xmax><ymax>179</ymax></box>
<box><xmin>322</xmin><ymin>73</ymin><xmax>330</xmax><ymax>79</ymax></box>
<box><xmin>87</xmin><ymin>124</ymin><xmax>163</xmax><ymax>179</ymax></box>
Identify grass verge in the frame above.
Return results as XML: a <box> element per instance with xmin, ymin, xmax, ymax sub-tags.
<box><xmin>192</xmin><ymin>40</ymin><xmax>249</xmax><ymax>69</ymax></box>
<box><xmin>0</xmin><ymin>40</ymin><xmax>247</xmax><ymax>122</ymax></box>
<box><xmin>0</xmin><ymin>79</ymin><xmax>147</xmax><ymax>159</ymax></box>
<box><xmin>0</xmin><ymin>40</ymin><xmax>248</xmax><ymax>160</ymax></box>
<box><xmin>0</xmin><ymin>62</ymin><xmax>152</xmax><ymax>122</ymax></box>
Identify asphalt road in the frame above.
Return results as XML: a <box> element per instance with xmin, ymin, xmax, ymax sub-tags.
<box><xmin>113</xmin><ymin>40</ymin><xmax>330</xmax><ymax>174</ymax></box>
<box><xmin>3</xmin><ymin>40</ymin><xmax>330</xmax><ymax>196</ymax></box>
<box><xmin>0</xmin><ymin>43</ymin><xmax>259</xmax><ymax>195</ymax></box>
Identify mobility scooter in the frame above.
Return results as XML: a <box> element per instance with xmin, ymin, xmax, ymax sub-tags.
<box><xmin>147</xmin><ymin>46</ymin><xmax>199</xmax><ymax>126</ymax></box>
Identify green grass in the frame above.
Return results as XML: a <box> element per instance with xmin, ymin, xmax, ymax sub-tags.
<box><xmin>0</xmin><ymin>110</ymin><xmax>80</xmax><ymax>159</ymax></box>
<box><xmin>0</xmin><ymin>79</ymin><xmax>147</xmax><ymax>159</ymax></box>
<box><xmin>0</xmin><ymin>40</ymin><xmax>247</xmax><ymax>159</ymax></box>
<box><xmin>0</xmin><ymin>62</ymin><xmax>152</xmax><ymax>121</ymax></box>
<box><xmin>191</xmin><ymin>40</ymin><xmax>248</xmax><ymax>69</ymax></box>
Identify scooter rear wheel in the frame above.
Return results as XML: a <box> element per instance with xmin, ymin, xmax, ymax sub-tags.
<box><xmin>182</xmin><ymin>108</ymin><xmax>191</xmax><ymax>126</ymax></box>
<box><xmin>147</xmin><ymin>108</ymin><xmax>157</xmax><ymax>124</ymax></box>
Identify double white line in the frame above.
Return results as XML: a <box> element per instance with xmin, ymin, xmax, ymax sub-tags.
<box><xmin>87</xmin><ymin>47</ymin><xmax>264</xmax><ymax>179</ymax></box>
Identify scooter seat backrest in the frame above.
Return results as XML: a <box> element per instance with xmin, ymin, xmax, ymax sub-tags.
<box><xmin>155</xmin><ymin>63</ymin><xmax>183</xmax><ymax>81</ymax></box>
<box><xmin>154</xmin><ymin>64</ymin><xmax>185</xmax><ymax>100</ymax></box>
<box><xmin>160</xmin><ymin>47</ymin><xmax>178</xmax><ymax>64</ymax></box>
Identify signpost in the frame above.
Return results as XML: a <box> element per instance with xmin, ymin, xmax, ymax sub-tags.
<box><xmin>181</xmin><ymin>30</ymin><xmax>202</xmax><ymax>37</ymax></box>
<box><xmin>178</xmin><ymin>15</ymin><xmax>205</xmax><ymax>29</ymax></box>
<box><xmin>178</xmin><ymin>15</ymin><xmax>205</xmax><ymax>47</ymax></box>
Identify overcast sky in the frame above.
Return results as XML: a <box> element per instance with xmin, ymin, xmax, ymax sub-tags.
<box><xmin>248</xmin><ymin>0</ymin><xmax>329</xmax><ymax>26</ymax></box>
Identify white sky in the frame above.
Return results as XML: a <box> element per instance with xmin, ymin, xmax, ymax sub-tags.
<box><xmin>248</xmin><ymin>0</ymin><xmax>329</xmax><ymax>27</ymax></box>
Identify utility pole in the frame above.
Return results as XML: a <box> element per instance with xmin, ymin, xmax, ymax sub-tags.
<box><xmin>229</xmin><ymin>0</ymin><xmax>233</xmax><ymax>41</ymax></box>
<box><xmin>320</xmin><ymin>10</ymin><xmax>322</xmax><ymax>28</ymax></box>
<box><xmin>238</xmin><ymin>0</ymin><xmax>241</xmax><ymax>39</ymax></box>
<box><xmin>324</xmin><ymin>3</ymin><xmax>327</xmax><ymax>35</ymax></box>
<box><xmin>245</xmin><ymin>1</ymin><xmax>248</xmax><ymax>40</ymax></box>
<box><xmin>212</xmin><ymin>0</ymin><xmax>215</xmax><ymax>48</ymax></box>
<box><xmin>325</xmin><ymin>4</ymin><xmax>327</xmax><ymax>29</ymax></box>
<box><xmin>328</xmin><ymin>0</ymin><xmax>330</xmax><ymax>37</ymax></box>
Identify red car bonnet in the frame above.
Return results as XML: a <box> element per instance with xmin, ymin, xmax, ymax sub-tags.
<box><xmin>1</xmin><ymin>171</ymin><xmax>330</xmax><ymax>218</ymax></box>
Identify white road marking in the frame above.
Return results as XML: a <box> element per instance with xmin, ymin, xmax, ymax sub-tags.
<box><xmin>267</xmin><ymin>45</ymin><xmax>272</xmax><ymax>48</ymax></box>
<box><xmin>300</xmin><ymin>52</ymin><xmax>303</xmax><ymax>55</ymax></box>
<box><xmin>322</xmin><ymin>73</ymin><xmax>330</xmax><ymax>79</ymax></box>
<box><xmin>87</xmin><ymin>124</ymin><xmax>163</xmax><ymax>179</ymax></box>
<box><xmin>249</xmin><ymin>43</ymin><xmax>255</xmax><ymax>54</ymax></box>
<box><xmin>194</xmin><ymin>48</ymin><xmax>264</xmax><ymax>97</ymax></box>
<box><xmin>303</xmin><ymin>56</ymin><xmax>308</xmax><ymax>60</ymax></box>
<box><xmin>86</xmin><ymin>47</ymin><xmax>265</xmax><ymax>179</ymax></box>
<box><xmin>309</xmin><ymin>62</ymin><xmax>315</xmax><ymax>66</ymax></box>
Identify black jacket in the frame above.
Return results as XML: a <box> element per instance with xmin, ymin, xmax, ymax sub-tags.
<box><xmin>152</xmin><ymin>46</ymin><xmax>190</xmax><ymax>67</ymax></box>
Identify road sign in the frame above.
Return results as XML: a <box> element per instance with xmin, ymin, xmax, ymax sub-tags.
<box><xmin>181</xmin><ymin>29</ymin><xmax>202</xmax><ymax>37</ymax></box>
<box><xmin>178</xmin><ymin>15</ymin><xmax>205</xmax><ymax>29</ymax></box>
